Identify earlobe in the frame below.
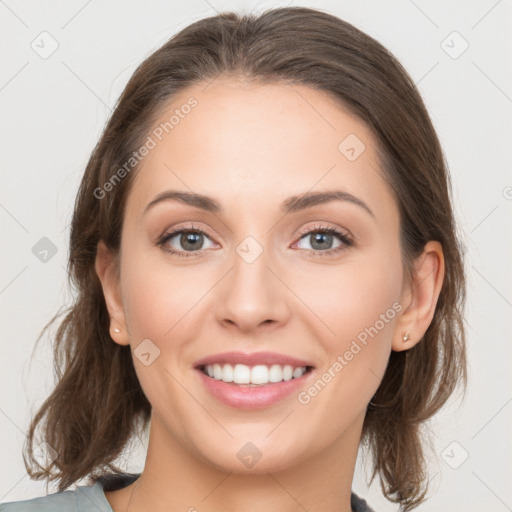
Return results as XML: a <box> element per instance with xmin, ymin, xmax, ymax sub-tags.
<box><xmin>392</xmin><ymin>241</ymin><xmax>445</xmax><ymax>352</ymax></box>
<box><xmin>95</xmin><ymin>240</ymin><xmax>130</xmax><ymax>346</ymax></box>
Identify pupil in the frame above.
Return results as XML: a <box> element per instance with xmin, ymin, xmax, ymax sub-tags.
<box><xmin>182</xmin><ymin>232</ymin><xmax>202</xmax><ymax>251</ymax></box>
<box><xmin>311</xmin><ymin>232</ymin><xmax>332</xmax><ymax>250</ymax></box>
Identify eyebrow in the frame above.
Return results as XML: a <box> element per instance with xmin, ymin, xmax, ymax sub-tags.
<box><xmin>143</xmin><ymin>189</ymin><xmax>375</xmax><ymax>218</ymax></box>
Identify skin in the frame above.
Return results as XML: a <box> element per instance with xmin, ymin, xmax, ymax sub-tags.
<box><xmin>95</xmin><ymin>77</ymin><xmax>444</xmax><ymax>512</ymax></box>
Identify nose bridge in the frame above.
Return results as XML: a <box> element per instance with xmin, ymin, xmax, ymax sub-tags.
<box><xmin>231</xmin><ymin>232</ymin><xmax>275</xmax><ymax>300</ymax></box>
<box><xmin>215</xmin><ymin>230</ymin><xmax>287</xmax><ymax>330</ymax></box>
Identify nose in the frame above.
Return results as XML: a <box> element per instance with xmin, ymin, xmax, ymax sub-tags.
<box><xmin>214</xmin><ymin>239</ymin><xmax>290</xmax><ymax>333</ymax></box>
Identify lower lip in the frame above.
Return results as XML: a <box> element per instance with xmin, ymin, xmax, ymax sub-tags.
<box><xmin>195</xmin><ymin>368</ymin><xmax>314</xmax><ymax>409</ymax></box>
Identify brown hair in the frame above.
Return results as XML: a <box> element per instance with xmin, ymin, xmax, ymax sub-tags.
<box><xmin>23</xmin><ymin>7</ymin><xmax>467</xmax><ymax>510</ymax></box>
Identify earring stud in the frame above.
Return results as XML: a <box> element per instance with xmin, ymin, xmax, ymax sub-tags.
<box><xmin>402</xmin><ymin>332</ymin><xmax>410</xmax><ymax>342</ymax></box>
<box><xmin>113</xmin><ymin>328</ymin><xmax>120</xmax><ymax>333</ymax></box>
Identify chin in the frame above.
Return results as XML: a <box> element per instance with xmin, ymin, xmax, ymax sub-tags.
<box><xmin>195</xmin><ymin>435</ymin><xmax>309</xmax><ymax>474</ymax></box>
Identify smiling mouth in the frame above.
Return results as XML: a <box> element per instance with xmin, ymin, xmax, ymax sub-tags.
<box><xmin>199</xmin><ymin>363</ymin><xmax>314</xmax><ymax>386</ymax></box>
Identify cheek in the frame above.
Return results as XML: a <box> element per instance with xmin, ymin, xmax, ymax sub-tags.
<box><xmin>118</xmin><ymin>255</ymin><xmax>205</xmax><ymax>428</ymax></box>
<box><xmin>301</xmin><ymin>257</ymin><xmax>400</xmax><ymax>329</ymax></box>
<box><xmin>292</xmin><ymin>248</ymin><xmax>403</xmax><ymax>377</ymax></box>
<box><xmin>119</xmin><ymin>251</ymin><xmax>217</xmax><ymax>389</ymax></box>
<box><xmin>283</xmin><ymin>262</ymin><xmax>402</xmax><ymax>460</ymax></box>
<box><xmin>290</xmin><ymin>262</ymin><xmax>401</xmax><ymax>441</ymax></box>
<box><xmin>120</xmin><ymin>251</ymin><xmax>204</xmax><ymax>341</ymax></box>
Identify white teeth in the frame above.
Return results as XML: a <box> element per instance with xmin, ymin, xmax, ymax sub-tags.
<box><xmin>213</xmin><ymin>363</ymin><xmax>222</xmax><ymax>380</ymax></box>
<box><xmin>293</xmin><ymin>367</ymin><xmax>306</xmax><ymax>378</ymax></box>
<box><xmin>269</xmin><ymin>364</ymin><xmax>282</xmax><ymax>383</ymax></box>
<box><xmin>203</xmin><ymin>363</ymin><xmax>308</xmax><ymax>385</ymax></box>
<box><xmin>251</xmin><ymin>365</ymin><xmax>269</xmax><ymax>385</ymax></box>
<box><xmin>222</xmin><ymin>363</ymin><xmax>234</xmax><ymax>382</ymax></box>
<box><xmin>282</xmin><ymin>365</ymin><xmax>293</xmax><ymax>381</ymax></box>
<box><xmin>233</xmin><ymin>364</ymin><xmax>251</xmax><ymax>384</ymax></box>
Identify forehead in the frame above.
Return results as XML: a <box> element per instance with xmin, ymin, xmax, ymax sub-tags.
<box><xmin>126</xmin><ymin>77</ymin><xmax>397</xmax><ymax>222</ymax></box>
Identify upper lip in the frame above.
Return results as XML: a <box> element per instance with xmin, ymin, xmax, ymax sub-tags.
<box><xmin>193</xmin><ymin>351</ymin><xmax>314</xmax><ymax>369</ymax></box>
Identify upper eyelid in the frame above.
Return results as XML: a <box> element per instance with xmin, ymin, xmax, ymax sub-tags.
<box><xmin>162</xmin><ymin>222</ymin><xmax>217</xmax><ymax>241</ymax></box>
<box><xmin>160</xmin><ymin>222</ymin><xmax>351</xmax><ymax>245</ymax></box>
<box><xmin>296</xmin><ymin>222</ymin><xmax>352</xmax><ymax>238</ymax></box>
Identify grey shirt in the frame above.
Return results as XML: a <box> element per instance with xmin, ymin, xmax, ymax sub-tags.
<box><xmin>0</xmin><ymin>473</ymin><xmax>376</xmax><ymax>511</ymax></box>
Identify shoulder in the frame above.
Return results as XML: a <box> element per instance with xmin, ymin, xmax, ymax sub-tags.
<box><xmin>0</xmin><ymin>489</ymin><xmax>77</xmax><ymax>511</ymax></box>
<box><xmin>0</xmin><ymin>482</ymin><xmax>111</xmax><ymax>512</ymax></box>
<box><xmin>351</xmin><ymin>491</ymin><xmax>376</xmax><ymax>512</ymax></box>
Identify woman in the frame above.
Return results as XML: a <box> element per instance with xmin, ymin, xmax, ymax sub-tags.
<box><xmin>1</xmin><ymin>6</ymin><xmax>466</xmax><ymax>512</ymax></box>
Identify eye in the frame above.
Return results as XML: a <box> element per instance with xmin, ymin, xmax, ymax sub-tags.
<box><xmin>157</xmin><ymin>222</ymin><xmax>353</xmax><ymax>258</ymax></box>
<box><xmin>294</xmin><ymin>224</ymin><xmax>353</xmax><ymax>257</ymax></box>
<box><xmin>157</xmin><ymin>223</ymin><xmax>217</xmax><ymax>258</ymax></box>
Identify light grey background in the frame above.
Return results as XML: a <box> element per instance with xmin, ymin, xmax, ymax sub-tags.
<box><xmin>1</xmin><ymin>1</ymin><xmax>511</xmax><ymax>511</ymax></box>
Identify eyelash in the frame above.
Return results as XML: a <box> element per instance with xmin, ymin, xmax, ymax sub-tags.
<box><xmin>157</xmin><ymin>222</ymin><xmax>354</xmax><ymax>258</ymax></box>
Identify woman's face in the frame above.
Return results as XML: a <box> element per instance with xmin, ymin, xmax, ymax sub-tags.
<box><xmin>106</xmin><ymin>78</ymin><xmax>407</xmax><ymax>472</ymax></box>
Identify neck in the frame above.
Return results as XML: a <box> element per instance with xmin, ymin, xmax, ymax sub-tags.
<box><xmin>117</xmin><ymin>411</ymin><xmax>364</xmax><ymax>512</ymax></box>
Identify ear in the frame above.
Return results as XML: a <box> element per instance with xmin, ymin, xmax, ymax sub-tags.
<box><xmin>393</xmin><ymin>241</ymin><xmax>445</xmax><ymax>352</ymax></box>
<box><xmin>95</xmin><ymin>240</ymin><xmax>130</xmax><ymax>346</ymax></box>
